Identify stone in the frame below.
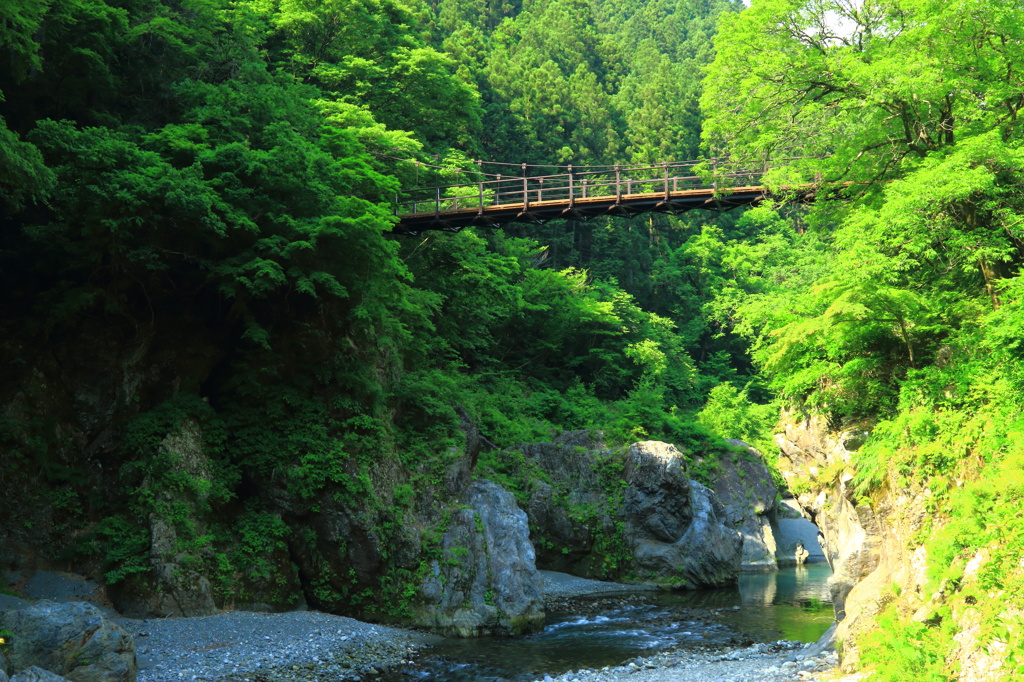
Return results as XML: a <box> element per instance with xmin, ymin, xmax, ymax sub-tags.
<box><xmin>623</xmin><ymin>441</ymin><xmax>743</xmax><ymax>587</ymax></box>
<box><xmin>794</xmin><ymin>541</ymin><xmax>810</xmax><ymax>565</ymax></box>
<box><xmin>0</xmin><ymin>601</ymin><xmax>136</xmax><ymax>682</ymax></box>
<box><xmin>0</xmin><ymin>596</ymin><xmax>30</xmax><ymax>621</ymax></box>
<box><xmin>517</xmin><ymin>431</ymin><xmax>613</xmax><ymax>576</ymax></box>
<box><xmin>109</xmin><ymin>515</ymin><xmax>217</xmax><ymax>618</ymax></box>
<box><xmin>9</xmin><ymin>667</ymin><xmax>70</xmax><ymax>682</ymax></box>
<box><xmin>712</xmin><ymin>440</ymin><xmax>780</xmax><ymax>570</ymax></box>
<box><xmin>777</xmin><ymin>411</ymin><xmax>942</xmax><ymax>672</ymax></box>
<box><xmin>108</xmin><ymin>420</ymin><xmax>219</xmax><ymax>618</ymax></box>
<box><xmin>416</xmin><ymin>479</ymin><xmax>544</xmax><ymax>636</ymax></box>
<box><xmin>773</xmin><ymin>499</ymin><xmax>827</xmax><ymax>566</ymax></box>
<box><xmin>802</xmin><ymin>621</ymin><xmax>837</xmax><ymax>658</ymax></box>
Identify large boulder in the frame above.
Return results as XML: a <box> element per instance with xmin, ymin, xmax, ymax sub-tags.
<box><xmin>109</xmin><ymin>420</ymin><xmax>218</xmax><ymax>618</ymax></box>
<box><xmin>416</xmin><ymin>479</ymin><xmax>544</xmax><ymax>636</ymax></box>
<box><xmin>0</xmin><ymin>601</ymin><xmax>136</xmax><ymax>682</ymax></box>
<box><xmin>623</xmin><ymin>441</ymin><xmax>743</xmax><ymax>587</ymax></box>
<box><xmin>711</xmin><ymin>440</ymin><xmax>780</xmax><ymax>571</ymax></box>
<box><xmin>520</xmin><ymin>431</ymin><xmax>615</xmax><ymax>576</ymax></box>
<box><xmin>10</xmin><ymin>667</ymin><xmax>70</xmax><ymax>682</ymax></box>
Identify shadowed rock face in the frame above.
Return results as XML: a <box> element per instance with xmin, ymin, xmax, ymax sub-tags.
<box><xmin>9</xmin><ymin>666</ymin><xmax>70</xmax><ymax>682</ymax></box>
<box><xmin>0</xmin><ymin>601</ymin><xmax>137</xmax><ymax>682</ymax></box>
<box><xmin>519</xmin><ymin>431</ymin><xmax>610</xmax><ymax>575</ymax></box>
<box><xmin>623</xmin><ymin>441</ymin><xmax>743</xmax><ymax>588</ymax></box>
<box><xmin>519</xmin><ymin>435</ymin><xmax>772</xmax><ymax>587</ymax></box>
<box><xmin>416</xmin><ymin>479</ymin><xmax>544</xmax><ymax>637</ymax></box>
<box><xmin>713</xmin><ymin>440</ymin><xmax>781</xmax><ymax>571</ymax></box>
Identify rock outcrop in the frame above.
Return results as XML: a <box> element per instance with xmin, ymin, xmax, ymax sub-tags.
<box><xmin>710</xmin><ymin>440</ymin><xmax>780</xmax><ymax>571</ymax></box>
<box><xmin>772</xmin><ymin>498</ymin><xmax>827</xmax><ymax>566</ymax></box>
<box><xmin>515</xmin><ymin>435</ymin><xmax>775</xmax><ymax>587</ymax></box>
<box><xmin>0</xmin><ymin>601</ymin><xmax>137</xmax><ymax>682</ymax></box>
<box><xmin>109</xmin><ymin>420</ymin><xmax>218</xmax><ymax>618</ymax></box>
<box><xmin>416</xmin><ymin>479</ymin><xmax>544</xmax><ymax>636</ymax></box>
<box><xmin>776</xmin><ymin>412</ymin><xmax>932</xmax><ymax>671</ymax></box>
<box><xmin>521</xmin><ymin>431</ymin><xmax>615</xmax><ymax>577</ymax></box>
<box><xmin>623</xmin><ymin>441</ymin><xmax>743</xmax><ymax>587</ymax></box>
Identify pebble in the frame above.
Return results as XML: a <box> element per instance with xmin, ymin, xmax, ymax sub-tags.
<box><xmin>114</xmin><ymin>610</ymin><xmax>433</xmax><ymax>682</ymax></box>
<box><xmin>110</xmin><ymin>571</ymin><xmax>841</xmax><ymax>682</ymax></box>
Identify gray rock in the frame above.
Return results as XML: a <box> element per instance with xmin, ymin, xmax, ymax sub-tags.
<box><xmin>109</xmin><ymin>514</ymin><xmax>217</xmax><ymax>618</ymax></box>
<box><xmin>2</xmin><ymin>649</ymin><xmax>9</xmax><ymax>676</ymax></box>
<box><xmin>0</xmin><ymin>667</ymin><xmax>7</xmax><ymax>682</ymax></box>
<box><xmin>9</xmin><ymin>667</ymin><xmax>70</xmax><ymax>682</ymax></box>
<box><xmin>0</xmin><ymin>596</ymin><xmax>30</xmax><ymax>615</ymax></box>
<box><xmin>623</xmin><ymin>442</ymin><xmax>743</xmax><ymax>587</ymax></box>
<box><xmin>802</xmin><ymin>620</ymin><xmax>837</xmax><ymax>657</ymax></box>
<box><xmin>416</xmin><ymin>479</ymin><xmax>543</xmax><ymax>636</ymax></box>
<box><xmin>519</xmin><ymin>431</ymin><xmax>611</xmax><ymax>576</ymax></box>
<box><xmin>109</xmin><ymin>420</ymin><xmax>220</xmax><ymax>619</ymax></box>
<box><xmin>714</xmin><ymin>441</ymin><xmax>779</xmax><ymax>571</ymax></box>
<box><xmin>284</xmin><ymin>468</ymin><xmax>421</xmax><ymax>615</ymax></box>
<box><xmin>0</xmin><ymin>601</ymin><xmax>137</xmax><ymax>682</ymax></box>
<box><xmin>623</xmin><ymin>441</ymin><xmax>693</xmax><ymax>543</ymax></box>
<box><xmin>772</xmin><ymin>499</ymin><xmax>827</xmax><ymax>566</ymax></box>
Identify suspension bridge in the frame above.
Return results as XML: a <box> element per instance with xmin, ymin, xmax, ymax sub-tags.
<box><xmin>391</xmin><ymin>159</ymin><xmax>806</xmax><ymax>234</ymax></box>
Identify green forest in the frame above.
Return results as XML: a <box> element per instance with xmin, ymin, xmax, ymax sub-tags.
<box><xmin>2</xmin><ymin>0</ymin><xmax>1024</xmax><ymax>678</ymax></box>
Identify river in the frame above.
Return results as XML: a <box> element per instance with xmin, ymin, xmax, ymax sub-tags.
<box><xmin>385</xmin><ymin>563</ymin><xmax>834</xmax><ymax>681</ymax></box>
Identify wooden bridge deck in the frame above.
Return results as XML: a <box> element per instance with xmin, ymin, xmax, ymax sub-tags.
<box><xmin>387</xmin><ymin>160</ymin><xmax>804</xmax><ymax>234</ymax></box>
<box><xmin>394</xmin><ymin>185</ymin><xmax>771</xmax><ymax>234</ymax></box>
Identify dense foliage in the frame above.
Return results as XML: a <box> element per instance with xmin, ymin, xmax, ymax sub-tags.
<box><xmin>0</xmin><ymin>0</ymin><xmax>765</xmax><ymax>615</ymax></box>
<box><xmin>703</xmin><ymin>0</ymin><xmax>1024</xmax><ymax>676</ymax></box>
<box><xmin>9</xmin><ymin>0</ymin><xmax>1021</xmax><ymax>673</ymax></box>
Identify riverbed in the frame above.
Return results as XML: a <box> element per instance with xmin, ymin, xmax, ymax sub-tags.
<box><xmin>381</xmin><ymin>564</ymin><xmax>835</xmax><ymax>682</ymax></box>
<box><xmin>119</xmin><ymin>564</ymin><xmax>836</xmax><ymax>682</ymax></box>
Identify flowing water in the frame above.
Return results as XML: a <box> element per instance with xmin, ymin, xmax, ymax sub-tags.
<box><xmin>387</xmin><ymin>563</ymin><xmax>834</xmax><ymax>681</ymax></box>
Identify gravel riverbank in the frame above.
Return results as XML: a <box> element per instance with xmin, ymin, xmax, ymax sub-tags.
<box><xmin>116</xmin><ymin>611</ymin><xmax>436</xmax><ymax>682</ymax></box>
<box><xmin>113</xmin><ymin>570</ymin><xmax>846</xmax><ymax>682</ymax></box>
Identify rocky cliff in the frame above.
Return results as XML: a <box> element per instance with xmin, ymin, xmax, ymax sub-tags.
<box><xmin>500</xmin><ymin>432</ymin><xmax>787</xmax><ymax>586</ymax></box>
<box><xmin>775</xmin><ymin>412</ymin><xmax>1007</xmax><ymax>679</ymax></box>
<box><xmin>2</xmin><ymin>418</ymin><xmax>795</xmax><ymax>637</ymax></box>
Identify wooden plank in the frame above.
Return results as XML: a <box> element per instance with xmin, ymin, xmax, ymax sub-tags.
<box><xmin>398</xmin><ymin>186</ymin><xmax>770</xmax><ymax>220</ymax></box>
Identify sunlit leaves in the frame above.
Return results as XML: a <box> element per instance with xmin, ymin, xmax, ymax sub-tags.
<box><xmin>702</xmin><ymin>0</ymin><xmax>1024</xmax><ymax>190</ymax></box>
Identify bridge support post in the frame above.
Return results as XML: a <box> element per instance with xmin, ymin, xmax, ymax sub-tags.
<box><xmin>435</xmin><ymin>186</ymin><xmax>440</xmax><ymax>218</ymax></box>
<box><xmin>663</xmin><ymin>162</ymin><xmax>670</xmax><ymax>200</ymax></box>
<box><xmin>477</xmin><ymin>160</ymin><xmax>484</xmax><ymax>214</ymax></box>
<box><xmin>522</xmin><ymin>163</ymin><xmax>529</xmax><ymax>211</ymax></box>
<box><xmin>615</xmin><ymin>164</ymin><xmax>621</xmax><ymax>204</ymax></box>
<box><xmin>568</xmin><ymin>165</ymin><xmax>574</xmax><ymax>208</ymax></box>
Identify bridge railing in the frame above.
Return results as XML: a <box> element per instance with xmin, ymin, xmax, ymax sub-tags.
<box><xmin>394</xmin><ymin>160</ymin><xmax>766</xmax><ymax>217</ymax></box>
